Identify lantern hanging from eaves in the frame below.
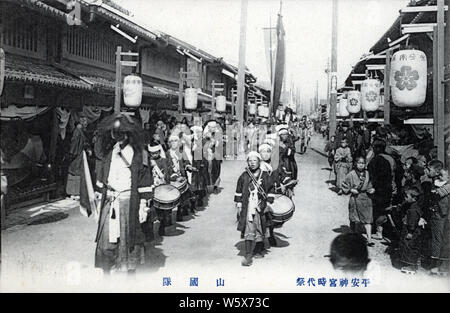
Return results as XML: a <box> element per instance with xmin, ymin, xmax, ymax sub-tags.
<box><xmin>258</xmin><ymin>103</ymin><xmax>269</xmax><ymax>118</ymax></box>
<box><xmin>248</xmin><ymin>102</ymin><xmax>257</xmax><ymax>115</ymax></box>
<box><xmin>390</xmin><ymin>49</ymin><xmax>427</xmax><ymax>107</ymax></box>
<box><xmin>338</xmin><ymin>98</ymin><xmax>350</xmax><ymax>117</ymax></box>
<box><xmin>216</xmin><ymin>95</ymin><xmax>226</xmax><ymax>112</ymax></box>
<box><xmin>123</xmin><ymin>74</ymin><xmax>142</xmax><ymax>108</ymax></box>
<box><xmin>346</xmin><ymin>90</ymin><xmax>361</xmax><ymax>114</ymax></box>
<box><xmin>361</xmin><ymin>78</ymin><xmax>380</xmax><ymax>112</ymax></box>
<box><xmin>185</xmin><ymin>87</ymin><xmax>198</xmax><ymax>110</ymax></box>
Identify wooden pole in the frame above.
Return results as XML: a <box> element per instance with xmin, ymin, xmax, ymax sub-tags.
<box><xmin>384</xmin><ymin>49</ymin><xmax>391</xmax><ymax>125</ymax></box>
<box><xmin>433</xmin><ymin>27</ymin><xmax>439</xmax><ymax>147</ymax></box>
<box><xmin>179</xmin><ymin>67</ymin><xmax>184</xmax><ymax>114</ymax></box>
<box><xmin>437</xmin><ymin>0</ymin><xmax>445</xmax><ymax>162</ymax></box>
<box><xmin>329</xmin><ymin>0</ymin><xmax>338</xmax><ymax>137</ymax></box>
<box><xmin>236</xmin><ymin>0</ymin><xmax>248</xmax><ymax>125</ymax></box>
<box><xmin>114</xmin><ymin>46</ymin><xmax>122</xmax><ymax>113</ymax></box>
<box><xmin>212</xmin><ymin>80</ymin><xmax>216</xmax><ymax>116</ymax></box>
<box><xmin>444</xmin><ymin>0</ymin><xmax>450</xmax><ymax>168</ymax></box>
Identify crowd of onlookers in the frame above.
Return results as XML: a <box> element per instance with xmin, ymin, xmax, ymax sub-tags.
<box><xmin>325</xmin><ymin>121</ymin><xmax>449</xmax><ymax>275</ymax></box>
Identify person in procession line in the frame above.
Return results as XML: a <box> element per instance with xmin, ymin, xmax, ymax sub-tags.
<box><xmin>234</xmin><ymin>151</ymin><xmax>275</xmax><ymax>266</ymax></box>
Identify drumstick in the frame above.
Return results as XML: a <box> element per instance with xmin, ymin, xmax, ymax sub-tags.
<box><xmin>275</xmin><ymin>180</ymin><xmax>298</xmax><ymax>191</ymax></box>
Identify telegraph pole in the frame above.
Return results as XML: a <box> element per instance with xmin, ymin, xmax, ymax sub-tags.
<box><xmin>236</xmin><ymin>0</ymin><xmax>248</xmax><ymax>124</ymax></box>
<box><xmin>329</xmin><ymin>0</ymin><xmax>338</xmax><ymax>137</ymax></box>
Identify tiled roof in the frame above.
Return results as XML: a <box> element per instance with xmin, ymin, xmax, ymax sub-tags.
<box><xmin>4</xmin><ymin>55</ymin><xmax>92</xmax><ymax>90</ymax></box>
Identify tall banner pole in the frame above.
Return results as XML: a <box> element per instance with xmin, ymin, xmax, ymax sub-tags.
<box><xmin>237</xmin><ymin>0</ymin><xmax>248</xmax><ymax>125</ymax></box>
<box><xmin>329</xmin><ymin>0</ymin><xmax>338</xmax><ymax>137</ymax></box>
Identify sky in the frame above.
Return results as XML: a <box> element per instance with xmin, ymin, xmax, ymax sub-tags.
<box><xmin>115</xmin><ymin>0</ymin><xmax>410</xmax><ymax>106</ymax></box>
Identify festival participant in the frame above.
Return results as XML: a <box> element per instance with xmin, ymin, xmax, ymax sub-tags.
<box><xmin>258</xmin><ymin>143</ymin><xmax>282</xmax><ymax>247</ymax></box>
<box><xmin>167</xmin><ymin>135</ymin><xmax>193</xmax><ymax>221</ymax></box>
<box><xmin>398</xmin><ymin>186</ymin><xmax>424</xmax><ymax>274</ymax></box>
<box><xmin>234</xmin><ymin>152</ymin><xmax>275</xmax><ymax>266</ymax></box>
<box><xmin>204</xmin><ymin>123</ymin><xmax>222</xmax><ymax>193</ymax></box>
<box><xmin>334</xmin><ymin>138</ymin><xmax>353</xmax><ymax>195</ymax></box>
<box><xmin>93</xmin><ymin>114</ymin><xmax>146</xmax><ymax>274</ymax></box>
<box><xmin>278</xmin><ymin>125</ymin><xmax>298</xmax><ymax>183</ymax></box>
<box><xmin>190</xmin><ymin>125</ymin><xmax>210</xmax><ymax>207</ymax></box>
<box><xmin>341</xmin><ymin>156</ymin><xmax>376</xmax><ymax>246</ymax></box>
<box><xmin>66</xmin><ymin>115</ymin><xmax>91</xmax><ymax>198</ymax></box>
<box><xmin>146</xmin><ymin>140</ymin><xmax>173</xmax><ymax>236</ymax></box>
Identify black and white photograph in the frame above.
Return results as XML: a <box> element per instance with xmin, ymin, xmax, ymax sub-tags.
<box><xmin>0</xmin><ymin>0</ymin><xmax>449</xmax><ymax>295</ymax></box>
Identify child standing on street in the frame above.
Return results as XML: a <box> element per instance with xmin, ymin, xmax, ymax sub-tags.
<box><xmin>342</xmin><ymin>156</ymin><xmax>375</xmax><ymax>246</ymax></box>
<box><xmin>399</xmin><ymin>186</ymin><xmax>424</xmax><ymax>274</ymax></box>
<box><xmin>334</xmin><ymin>138</ymin><xmax>353</xmax><ymax>195</ymax></box>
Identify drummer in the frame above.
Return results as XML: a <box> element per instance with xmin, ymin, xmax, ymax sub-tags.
<box><xmin>234</xmin><ymin>151</ymin><xmax>274</xmax><ymax>266</ymax></box>
<box><xmin>277</xmin><ymin>125</ymin><xmax>297</xmax><ymax>198</ymax></box>
<box><xmin>167</xmin><ymin>135</ymin><xmax>194</xmax><ymax>221</ymax></box>
<box><xmin>145</xmin><ymin>140</ymin><xmax>173</xmax><ymax>236</ymax></box>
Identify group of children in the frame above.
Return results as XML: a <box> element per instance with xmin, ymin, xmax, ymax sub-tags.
<box><xmin>330</xmin><ymin>130</ymin><xmax>449</xmax><ymax>275</ymax></box>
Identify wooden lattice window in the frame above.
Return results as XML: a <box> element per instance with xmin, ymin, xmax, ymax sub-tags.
<box><xmin>64</xmin><ymin>26</ymin><xmax>116</xmax><ymax>68</ymax></box>
<box><xmin>0</xmin><ymin>8</ymin><xmax>46</xmax><ymax>59</ymax></box>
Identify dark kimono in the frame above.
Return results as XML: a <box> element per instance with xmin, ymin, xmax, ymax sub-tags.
<box><xmin>94</xmin><ymin>145</ymin><xmax>145</xmax><ymax>271</ymax></box>
<box><xmin>234</xmin><ymin>170</ymin><xmax>275</xmax><ymax>238</ymax></box>
<box><xmin>66</xmin><ymin>127</ymin><xmax>89</xmax><ymax>196</ymax></box>
<box><xmin>190</xmin><ymin>138</ymin><xmax>210</xmax><ymax>196</ymax></box>
<box><xmin>400</xmin><ymin>202</ymin><xmax>423</xmax><ymax>266</ymax></box>
<box><xmin>278</xmin><ymin>141</ymin><xmax>297</xmax><ymax>181</ymax></box>
<box><xmin>368</xmin><ymin>154</ymin><xmax>393</xmax><ymax>221</ymax></box>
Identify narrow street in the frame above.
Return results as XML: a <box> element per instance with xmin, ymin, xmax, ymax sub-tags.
<box><xmin>1</xmin><ymin>135</ymin><xmax>448</xmax><ymax>292</ymax></box>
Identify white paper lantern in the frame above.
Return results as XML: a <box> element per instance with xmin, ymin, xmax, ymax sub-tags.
<box><xmin>338</xmin><ymin>98</ymin><xmax>350</xmax><ymax>117</ymax></box>
<box><xmin>216</xmin><ymin>95</ymin><xmax>226</xmax><ymax>112</ymax></box>
<box><xmin>346</xmin><ymin>90</ymin><xmax>361</xmax><ymax>114</ymax></box>
<box><xmin>185</xmin><ymin>87</ymin><xmax>198</xmax><ymax>110</ymax></box>
<box><xmin>361</xmin><ymin>78</ymin><xmax>380</xmax><ymax>112</ymax></box>
<box><xmin>248</xmin><ymin>102</ymin><xmax>257</xmax><ymax>115</ymax></box>
<box><xmin>123</xmin><ymin>75</ymin><xmax>142</xmax><ymax>108</ymax></box>
<box><xmin>390</xmin><ymin>49</ymin><xmax>427</xmax><ymax>107</ymax></box>
<box><xmin>258</xmin><ymin>105</ymin><xmax>269</xmax><ymax>118</ymax></box>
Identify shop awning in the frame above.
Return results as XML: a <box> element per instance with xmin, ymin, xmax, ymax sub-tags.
<box><xmin>4</xmin><ymin>55</ymin><xmax>92</xmax><ymax>90</ymax></box>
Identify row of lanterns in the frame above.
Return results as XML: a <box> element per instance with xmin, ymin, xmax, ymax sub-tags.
<box><xmin>338</xmin><ymin>49</ymin><xmax>428</xmax><ymax>117</ymax></box>
<box><xmin>122</xmin><ymin>49</ymin><xmax>426</xmax><ymax>112</ymax></box>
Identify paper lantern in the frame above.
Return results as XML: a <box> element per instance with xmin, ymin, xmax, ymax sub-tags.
<box><xmin>258</xmin><ymin>105</ymin><xmax>269</xmax><ymax>118</ymax></box>
<box><xmin>361</xmin><ymin>78</ymin><xmax>380</xmax><ymax>112</ymax></box>
<box><xmin>390</xmin><ymin>49</ymin><xmax>427</xmax><ymax>107</ymax></box>
<box><xmin>248</xmin><ymin>102</ymin><xmax>257</xmax><ymax>115</ymax></box>
<box><xmin>338</xmin><ymin>98</ymin><xmax>350</xmax><ymax>117</ymax></box>
<box><xmin>346</xmin><ymin>90</ymin><xmax>361</xmax><ymax>114</ymax></box>
<box><xmin>123</xmin><ymin>75</ymin><xmax>142</xmax><ymax>107</ymax></box>
<box><xmin>216</xmin><ymin>95</ymin><xmax>226</xmax><ymax>112</ymax></box>
<box><xmin>185</xmin><ymin>87</ymin><xmax>198</xmax><ymax>110</ymax></box>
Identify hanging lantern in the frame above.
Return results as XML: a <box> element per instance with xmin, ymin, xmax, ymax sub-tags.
<box><xmin>258</xmin><ymin>104</ymin><xmax>269</xmax><ymax>118</ymax></box>
<box><xmin>390</xmin><ymin>49</ymin><xmax>427</xmax><ymax>107</ymax></box>
<box><xmin>216</xmin><ymin>95</ymin><xmax>226</xmax><ymax>112</ymax></box>
<box><xmin>248</xmin><ymin>102</ymin><xmax>257</xmax><ymax>115</ymax></box>
<box><xmin>123</xmin><ymin>74</ymin><xmax>142</xmax><ymax>108</ymax></box>
<box><xmin>346</xmin><ymin>90</ymin><xmax>361</xmax><ymax>114</ymax></box>
<box><xmin>338</xmin><ymin>98</ymin><xmax>350</xmax><ymax>117</ymax></box>
<box><xmin>361</xmin><ymin>78</ymin><xmax>380</xmax><ymax>112</ymax></box>
<box><xmin>185</xmin><ymin>87</ymin><xmax>198</xmax><ymax>110</ymax></box>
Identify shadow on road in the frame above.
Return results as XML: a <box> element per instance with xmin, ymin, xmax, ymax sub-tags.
<box><xmin>332</xmin><ymin>225</ymin><xmax>352</xmax><ymax>234</ymax></box>
<box><xmin>140</xmin><ymin>245</ymin><xmax>167</xmax><ymax>273</ymax></box>
<box><xmin>310</xmin><ymin>147</ymin><xmax>328</xmax><ymax>158</ymax></box>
